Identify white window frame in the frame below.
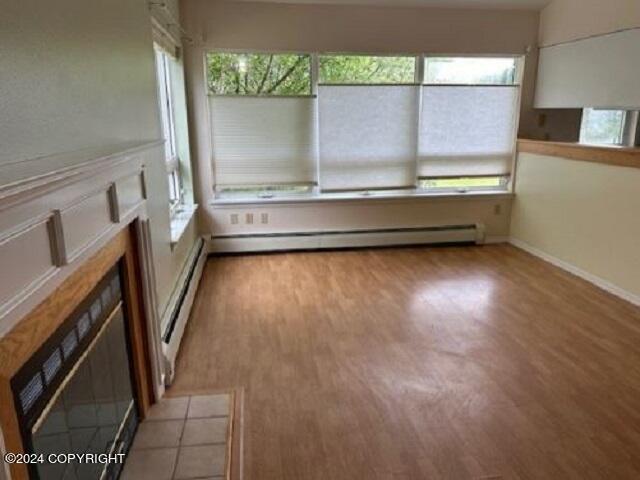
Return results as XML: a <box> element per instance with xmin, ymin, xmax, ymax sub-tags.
<box><xmin>206</xmin><ymin>51</ymin><xmax>524</xmax><ymax>200</ymax></box>
<box><xmin>579</xmin><ymin>108</ymin><xmax>639</xmax><ymax>147</ymax></box>
<box><xmin>155</xmin><ymin>45</ymin><xmax>182</xmax><ymax>213</ymax></box>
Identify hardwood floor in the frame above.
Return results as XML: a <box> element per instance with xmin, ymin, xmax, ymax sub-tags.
<box><xmin>170</xmin><ymin>244</ymin><xmax>640</xmax><ymax>480</ymax></box>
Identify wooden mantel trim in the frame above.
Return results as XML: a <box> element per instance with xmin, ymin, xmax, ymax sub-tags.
<box><xmin>517</xmin><ymin>139</ymin><xmax>640</xmax><ymax>169</ymax></box>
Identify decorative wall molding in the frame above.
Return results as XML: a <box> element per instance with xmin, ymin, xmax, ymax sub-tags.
<box><xmin>0</xmin><ymin>142</ymin><xmax>160</xmax><ymax>340</ymax></box>
<box><xmin>0</xmin><ymin>141</ymin><xmax>161</xmax><ymax>210</ymax></box>
<box><xmin>510</xmin><ymin>237</ymin><xmax>640</xmax><ymax>307</ymax></box>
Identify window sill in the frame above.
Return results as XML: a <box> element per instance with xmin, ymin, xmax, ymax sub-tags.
<box><xmin>210</xmin><ymin>189</ymin><xmax>512</xmax><ymax>207</ymax></box>
<box><xmin>170</xmin><ymin>204</ymin><xmax>198</xmax><ymax>248</ymax></box>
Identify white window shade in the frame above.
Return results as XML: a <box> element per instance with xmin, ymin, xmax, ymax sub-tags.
<box><xmin>318</xmin><ymin>85</ymin><xmax>419</xmax><ymax>191</ymax></box>
<box><xmin>209</xmin><ymin>96</ymin><xmax>317</xmax><ymax>187</ymax></box>
<box><xmin>418</xmin><ymin>86</ymin><xmax>518</xmax><ymax>178</ymax></box>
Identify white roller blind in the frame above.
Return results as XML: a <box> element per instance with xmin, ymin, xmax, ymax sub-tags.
<box><xmin>318</xmin><ymin>85</ymin><xmax>419</xmax><ymax>191</ymax></box>
<box><xmin>209</xmin><ymin>96</ymin><xmax>317</xmax><ymax>186</ymax></box>
<box><xmin>418</xmin><ymin>86</ymin><xmax>518</xmax><ymax>178</ymax></box>
<box><xmin>535</xmin><ymin>29</ymin><xmax>640</xmax><ymax>109</ymax></box>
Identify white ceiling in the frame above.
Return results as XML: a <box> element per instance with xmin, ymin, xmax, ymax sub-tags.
<box><xmin>232</xmin><ymin>0</ymin><xmax>552</xmax><ymax>10</ymax></box>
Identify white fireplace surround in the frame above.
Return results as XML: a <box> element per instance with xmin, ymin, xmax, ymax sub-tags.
<box><xmin>0</xmin><ymin>141</ymin><xmax>201</xmax><ymax>478</ymax></box>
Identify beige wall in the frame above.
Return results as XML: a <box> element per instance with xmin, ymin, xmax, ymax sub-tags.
<box><xmin>511</xmin><ymin>153</ymin><xmax>640</xmax><ymax>300</ymax></box>
<box><xmin>211</xmin><ymin>195</ymin><xmax>512</xmax><ymax>241</ymax></box>
<box><xmin>539</xmin><ymin>0</ymin><xmax>640</xmax><ymax>47</ymax></box>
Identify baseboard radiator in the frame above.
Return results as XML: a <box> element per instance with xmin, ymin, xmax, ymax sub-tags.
<box><xmin>209</xmin><ymin>224</ymin><xmax>486</xmax><ymax>253</ymax></box>
<box><xmin>162</xmin><ymin>237</ymin><xmax>207</xmax><ymax>385</ymax></box>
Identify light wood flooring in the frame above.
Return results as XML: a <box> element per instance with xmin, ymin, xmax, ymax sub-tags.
<box><xmin>170</xmin><ymin>244</ymin><xmax>640</xmax><ymax>480</ymax></box>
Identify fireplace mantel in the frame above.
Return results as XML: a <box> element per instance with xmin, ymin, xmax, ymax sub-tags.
<box><xmin>0</xmin><ymin>142</ymin><xmax>166</xmax><ymax>479</ymax></box>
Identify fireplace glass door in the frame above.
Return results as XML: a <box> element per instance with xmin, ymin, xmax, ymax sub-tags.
<box><xmin>12</xmin><ymin>265</ymin><xmax>139</xmax><ymax>480</ymax></box>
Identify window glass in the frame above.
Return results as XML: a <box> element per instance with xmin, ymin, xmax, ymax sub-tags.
<box><xmin>155</xmin><ymin>49</ymin><xmax>176</xmax><ymax>160</ymax></box>
<box><xmin>419</xmin><ymin>176</ymin><xmax>509</xmax><ymax>191</ymax></box>
<box><xmin>155</xmin><ymin>46</ymin><xmax>182</xmax><ymax>208</ymax></box>
<box><xmin>207</xmin><ymin>53</ymin><xmax>311</xmax><ymax>95</ymax></box>
<box><xmin>424</xmin><ymin>57</ymin><xmax>517</xmax><ymax>85</ymax></box>
<box><xmin>319</xmin><ymin>55</ymin><xmax>415</xmax><ymax>84</ymax></box>
<box><xmin>579</xmin><ymin>108</ymin><xmax>626</xmax><ymax>145</ymax></box>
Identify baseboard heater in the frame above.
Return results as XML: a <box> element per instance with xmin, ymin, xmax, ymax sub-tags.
<box><xmin>209</xmin><ymin>224</ymin><xmax>485</xmax><ymax>253</ymax></box>
<box><xmin>162</xmin><ymin>237</ymin><xmax>207</xmax><ymax>385</ymax></box>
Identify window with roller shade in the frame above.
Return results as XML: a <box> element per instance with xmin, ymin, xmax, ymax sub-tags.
<box><xmin>207</xmin><ymin>52</ymin><xmax>521</xmax><ymax>198</ymax></box>
<box><xmin>207</xmin><ymin>52</ymin><xmax>315</xmax><ymax>196</ymax></box>
<box><xmin>418</xmin><ymin>57</ymin><xmax>518</xmax><ymax>190</ymax></box>
<box><xmin>317</xmin><ymin>55</ymin><xmax>418</xmax><ymax>192</ymax></box>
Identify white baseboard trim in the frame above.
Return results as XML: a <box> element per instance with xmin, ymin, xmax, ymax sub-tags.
<box><xmin>485</xmin><ymin>235</ymin><xmax>510</xmax><ymax>244</ymax></box>
<box><xmin>208</xmin><ymin>226</ymin><xmax>485</xmax><ymax>253</ymax></box>
<box><xmin>509</xmin><ymin>237</ymin><xmax>640</xmax><ymax>307</ymax></box>
<box><xmin>161</xmin><ymin>237</ymin><xmax>207</xmax><ymax>385</ymax></box>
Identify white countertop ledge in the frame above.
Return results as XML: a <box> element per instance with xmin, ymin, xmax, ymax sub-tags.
<box><xmin>210</xmin><ymin>190</ymin><xmax>513</xmax><ymax>207</ymax></box>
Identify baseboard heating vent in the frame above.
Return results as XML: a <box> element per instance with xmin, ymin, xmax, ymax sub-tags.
<box><xmin>210</xmin><ymin>224</ymin><xmax>485</xmax><ymax>253</ymax></box>
<box><xmin>162</xmin><ymin>237</ymin><xmax>206</xmax><ymax>385</ymax></box>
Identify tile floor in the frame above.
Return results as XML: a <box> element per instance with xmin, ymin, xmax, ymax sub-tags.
<box><xmin>122</xmin><ymin>393</ymin><xmax>231</xmax><ymax>480</ymax></box>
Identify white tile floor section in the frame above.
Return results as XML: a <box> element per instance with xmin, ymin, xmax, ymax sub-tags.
<box><xmin>122</xmin><ymin>394</ymin><xmax>231</xmax><ymax>480</ymax></box>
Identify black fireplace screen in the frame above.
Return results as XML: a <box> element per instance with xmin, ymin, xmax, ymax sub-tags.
<box><xmin>11</xmin><ymin>264</ymin><xmax>139</xmax><ymax>480</ymax></box>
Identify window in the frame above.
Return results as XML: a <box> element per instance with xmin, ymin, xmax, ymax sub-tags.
<box><xmin>419</xmin><ymin>176</ymin><xmax>509</xmax><ymax>192</ymax></box>
<box><xmin>319</xmin><ymin>55</ymin><xmax>416</xmax><ymax>84</ymax></box>
<box><xmin>424</xmin><ymin>57</ymin><xmax>517</xmax><ymax>85</ymax></box>
<box><xmin>318</xmin><ymin>55</ymin><xmax>419</xmax><ymax>192</ymax></box>
<box><xmin>206</xmin><ymin>52</ymin><xmax>522</xmax><ymax>198</ymax></box>
<box><xmin>154</xmin><ymin>46</ymin><xmax>182</xmax><ymax>210</ymax></box>
<box><xmin>417</xmin><ymin>56</ymin><xmax>518</xmax><ymax>190</ymax></box>
<box><xmin>579</xmin><ymin>108</ymin><xmax>639</xmax><ymax>146</ymax></box>
<box><xmin>207</xmin><ymin>53</ymin><xmax>316</xmax><ymax>196</ymax></box>
<box><xmin>207</xmin><ymin>52</ymin><xmax>311</xmax><ymax>95</ymax></box>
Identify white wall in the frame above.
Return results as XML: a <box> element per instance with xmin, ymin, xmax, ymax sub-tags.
<box><xmin>511</xmin><ymin>152</ymin><xmax>640</xmax><ymax>301</ymax></box>
<box><xmin>181</xmin><ymin>0</ymin><xmax>540</xmax><ymax>238</ymax></box>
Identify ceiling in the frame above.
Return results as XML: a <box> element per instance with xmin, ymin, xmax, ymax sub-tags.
<box><xmin>231</xmin><ymin>0</ymin><xmax>552</xmax><ymax>10</ymax></box>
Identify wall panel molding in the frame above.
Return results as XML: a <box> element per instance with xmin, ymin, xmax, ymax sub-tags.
<box><xmin>0</xmin><ymin>142</ymin><xmax>158</xmax><ymax>337</ymax></box>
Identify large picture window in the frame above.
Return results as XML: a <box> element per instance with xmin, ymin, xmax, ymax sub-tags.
<box><xmin>206</xmin><ymin>52</ymin><xmax>522</xmax><ymax>198</ymax></box>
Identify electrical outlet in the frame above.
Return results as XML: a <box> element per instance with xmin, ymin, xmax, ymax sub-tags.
<box><xmin>261</xmin><ymin>212</ymin><xmax>269</xmax><ymax>224</ymax></box>
<box><xmin>230</xmin><ymin>213</ymin><xmax>239</xmax><ymax>225</ymax></box>
<box><xmin>245</xmin><ymin>213</ymin><xmax>254</xmax><ymax>224</ymax></box>
<box><xmin>494</xmin><ymin>204</ymin><xmax>502</xmax><ymax>215</ymax></box>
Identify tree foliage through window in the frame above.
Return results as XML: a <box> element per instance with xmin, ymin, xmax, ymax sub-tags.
<box><xmin>207</xmin><ymin>53</ymin><xmax>311</xmax><ymax>95</ymax></box>
<box><xmin>319</xmin><ymin>55</ymin><xmax>415</xmax><ymax>84</ymax></box>
<box><xmin>206</xmin><ymin>53</ymin><xmax>417</xmax><ymax>95</ymax></box>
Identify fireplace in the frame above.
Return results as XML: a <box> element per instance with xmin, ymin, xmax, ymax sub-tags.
<box><xmin>11</xmin><ymin>264</ymin><xmax>138</xmax><ymax>479</ymax></box>
<box><xmin>0</xmin><ymin>226</ymin><xmax>155</xmax><ymax>480</ymax></box>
